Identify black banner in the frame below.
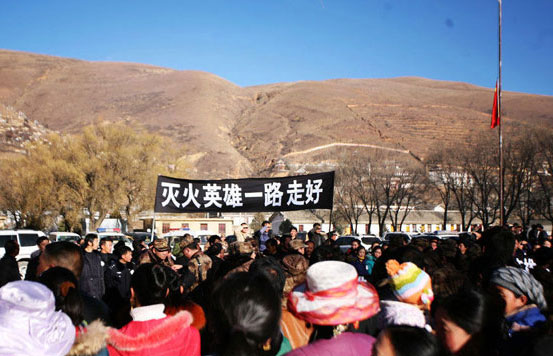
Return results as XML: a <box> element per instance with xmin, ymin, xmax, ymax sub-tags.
<box><xmin>154</xmin><ymin>171</ymin><xmax>334</xmax><ymax>213</ymax></box>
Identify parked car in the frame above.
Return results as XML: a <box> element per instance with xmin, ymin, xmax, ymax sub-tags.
<box><xmin>359</xmin><ymin>235</ymin><xmax>383</xmax><ymax>251</ymax></box>
<box><xmin>334</xmin><ymin>235</ymin><xmax>374</xmax><ymax>254</ymax></box>
<box><xmin>416</xmin><ymin>231</ymin><xmax>460</xmax><ymax>240</ymax></box>
<box><xmin>335</xmin><ymin>236</ymin><xmax>357</xmax><ymax>254</ymax></box>
<box><xmin>49</xmin><ymin>232</ymin><xmax>81</xmax><ymax>244</ymax></box>
<box><xmin>383</xmin><ymin>232</ymin><xmax>411</xmax><ymax>243</ymax></box>
<box><xmin>433</xmin><ymin>231</ymin><xmax>461</xmax><ymax>240</ymax></box>
<box><xmin>0</xmin><ymin>229</ymin><xmax>46</xmax><ymax>276</ymax></box>
<box><xmin>458</xmin><ymin>232</ymin><xmax>473</xmax><ymax>240</ymax></box>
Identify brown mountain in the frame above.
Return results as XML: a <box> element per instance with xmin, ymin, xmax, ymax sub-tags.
<box><xmin>1</xmin><ymin>49</ymin><xmax>552</xmax><ymax>176</ymax></box>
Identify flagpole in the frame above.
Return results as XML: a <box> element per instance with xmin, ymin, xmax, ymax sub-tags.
<box><xmin>498</xmin><ymin>0</ymin><xmax>504</xmax><ymax>226</ymax></box>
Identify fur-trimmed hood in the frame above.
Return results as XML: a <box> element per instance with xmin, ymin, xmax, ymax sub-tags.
<box><xmin>67</xmin><ymin>321</ymin><xmax>109</xmax><ymax>356</ymax></box>
<box><xmin>108</xmin><ymin>311</ymin><xmax>195</xmax><ymax>353</ymax></box>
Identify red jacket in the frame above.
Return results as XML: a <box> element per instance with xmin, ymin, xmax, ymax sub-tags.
<box><xmin>107</xmin><ymin>311</ymin><xmax>200</xmax><ymax>356</ymax></box>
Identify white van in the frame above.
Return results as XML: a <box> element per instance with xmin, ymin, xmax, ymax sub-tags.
<box><xmin>49</xmin><ymin>232</ymin><xmax>81</xmax><ymax>244</ymax></box>
<box><xmin>0</xmin><ymin>230</ymin><xmax>46</xmax><ymax>276</ymax></box>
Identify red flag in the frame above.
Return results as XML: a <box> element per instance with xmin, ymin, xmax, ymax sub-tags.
<box><xmin>491</xmin><ymin>81</ymin><xmax>500</xmax><ymax>128</ymax></box>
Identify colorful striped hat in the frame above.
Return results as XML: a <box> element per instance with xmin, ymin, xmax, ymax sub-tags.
<box><xmin>386</xmin><ymin>260</ymin><xmax>434</xmax><ymax>309</ymax></box>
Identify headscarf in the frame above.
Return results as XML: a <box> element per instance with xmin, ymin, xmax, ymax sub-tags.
<box><xmin>490</xmin><ymin>266</ymin><xmax>547</xmax><ymax>310</ymax></box>
<box><xmin>0</xmin><ymin>281</ymin><xmax>75</xmax><ymax>356</ymax></box>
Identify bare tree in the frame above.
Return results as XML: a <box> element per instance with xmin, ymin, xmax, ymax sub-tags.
<box><xmin>338</xmin><ymin>153</ymin><xmax>378</xmax><ymax>235</ymax></box>
<box><xmin>387</xmin><ymin>164</ymin><xmax>425</xmax><ymax>232</ymax></box>
<box><xmin>334</xmin><ymin>164</ymin><xmax>364</xmax><ymax>234</ymax></box>
<box><xmin>535</xmin><ymin>131</ymin><xmax>553</xmax><ymax>233</ymax></box>
<box><xmin>368</xmin><ymin>161</ymin><xmax>395</xmax><ymax>236</ymax></box>
<box><xmin>458</xmin><ymin>134</ymin><xmax>500</xmax><ymax>228</ymax></box>
<box><xmin>361</xmin><ymin>152</ymin><xmax>422</xmax><ymax>236</ymax></box>
<box><xmin>427</xmin><ymin>151</ymin><xmax>454</xmax><ymax>228</ymax></box>
<box><xmin>501</xmin><ymin>133</ymin><xmax>539</xmax><ymax>228</ymax></box>
<box><xmin>355</xmin><ymin>172</ymin><xmax>378</xmax><ymax>235</ymax></box>
<box><xmin>502</xmin><ymin>135</ymin><xmax>539</xmax><ymax>223</ymax></box>
<box><xmin>428</xmin><ymin>147</ymin><xmax>476</xmax><ymax>231</ymax></box>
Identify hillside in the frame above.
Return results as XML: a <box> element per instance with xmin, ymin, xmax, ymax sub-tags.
<box><xmin>1</xmin><ymin>50</ymin><xmax>552</xmax><ymax>176</ymax></box>
<box><xmin>0</xmin><ymin>50</ymin><xmax>253</xmax><ymax>176</ymax></box>
<box><xmin>0</xmin><ymin>103</ymin><xmax>52</xmax><ymax>154</ymax></box>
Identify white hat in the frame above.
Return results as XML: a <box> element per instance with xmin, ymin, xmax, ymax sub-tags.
<box><xmin>0</xmin><ymin>281</ymin><xmax>75</xmax><ymax>356</ymax></box>
<box><xmin>287</xmin><ymin>261</ymin><xmax>380</xmax><ymax>325</ymax></box>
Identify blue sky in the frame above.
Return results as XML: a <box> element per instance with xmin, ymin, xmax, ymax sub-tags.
<box><xmin>1</xmin><ymin>0</ymin><xmax>552</xmax><ymax>95</ymax></box>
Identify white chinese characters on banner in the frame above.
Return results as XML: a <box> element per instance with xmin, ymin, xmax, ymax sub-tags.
<box><xmin>305</xmin><ymin>179</ymin><xmax>323</xmax><ymax>204</ymax></box>
<box><xmin>264</xmin><ymin>182</ymin><xmax>283</xmax><ymax>207</ymax></box>
<box><xmin>286</xmin><ymin>180</ymin><xmax>305</xmax><ymax>206</ymax></box>
<box><xmin>159</xmin><ymin>177</ymin><xmax>327</xmax><ymax>210</ymax></box>
<box><xmin>223</xmin><ymin>184</ymin><xmax>243</xmax><ymax>207</ymax></box>
<box><xmin>203</xmin><ymin>183</ymin><xmax>223</xmax><ymax>208</ymax></box>
<box><xmin>182</xmin><ymin>183</ymin><xmax>201</xmax><ymax>208</ymax></box>
<box><xmin>161</xmin><ymin>182</ymin><xmax>180</xmax><ymax>208</ymax></box>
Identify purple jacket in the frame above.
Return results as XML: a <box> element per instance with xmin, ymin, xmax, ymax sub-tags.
<box><xmin>285</xmin><ymin>332</ymin><xmax>375</xmax><ymax>356</ymax></box>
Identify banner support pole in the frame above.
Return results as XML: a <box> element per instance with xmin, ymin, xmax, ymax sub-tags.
<box><xmin>151</xmin><ymin>212</ymin><xmax>156</xmax><ymax>241</ymax></box>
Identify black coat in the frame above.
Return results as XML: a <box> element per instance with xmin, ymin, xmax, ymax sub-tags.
<box><xmin>308</xmin><ymin>229</ymin><xmax>326</xmax><ymax>247</ymax></box>
<box><xmin>24</xmin><ymin>253</ymin><xmax>40</xmax><ymax>281</ymax></box>
<box><xmin>80</xmin><ymin>250</ymin><xmax>105</xmax><ymax>299</ymax></box>
<box><xmin>103</xmin><ymin>260</ymin><xmax>132</xmax><ymax>328</ymax></box>
<box><xmin>100</xmin><ymin>252</ymin><xmax>116</xmax><ymax>272</ymax></box>
<box><xmin>104</xmin><ymin>260</ymin><xmax>132</xmax><ymax>301</ymax></box>
<box><xmin>0</xmin><ymin>255</ymin><xmax>20</xmax><ymax>287</ymax></box>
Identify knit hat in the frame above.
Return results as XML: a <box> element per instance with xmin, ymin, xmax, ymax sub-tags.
<box><xmin>386</xmin><ymin>259</ymin><xmax>434</xmax><ymax>309</ymax></box>
<box><xmin>0</xmin><ymin>281</ymin><xmax>75</xmax><ymax>356</ymax></box>
<box><xmin>490</xmin><ymin>266</ymin><xmax>547</xmax><ymax>310</ymax></box>
<box><xmin>288</xmin><ymin>261</ymin><xmax>380</xmax><ymax>325</ymax></box>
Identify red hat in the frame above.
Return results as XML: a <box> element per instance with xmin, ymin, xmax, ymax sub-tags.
<box><xmin>287</xmin><ymin>261</ymin><xmax>379</xmax><ymax>325</ymax></box>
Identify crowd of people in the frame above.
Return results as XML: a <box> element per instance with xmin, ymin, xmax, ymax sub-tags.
<box><xmin>0</xmin><ymin>220</ymin><xmax>552</xmax><ymax>356</ymax></box>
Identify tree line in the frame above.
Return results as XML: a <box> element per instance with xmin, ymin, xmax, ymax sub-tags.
<box><xmin>332</xmin><ymin>129</ymin><xmax>553</xmax><ymax>234</ymax></box>
<box><xmin>2</xmin><ymin>123</ymin><xmax>552</xmax><ymax>236</ymax></box>
<box><xmin>0</xmin><ymin>122</ymin><xmax>186</xmax><ymax>232</ymax></box>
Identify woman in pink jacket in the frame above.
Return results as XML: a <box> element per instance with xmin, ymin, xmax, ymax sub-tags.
<box><xmin>107</xmin><ymin>263</ymin><xmax>200</xmax><ymax>356</ymax></box>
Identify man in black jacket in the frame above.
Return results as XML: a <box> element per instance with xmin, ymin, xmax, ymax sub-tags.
<box><xmin>205</xmin><ymin>243</ymin><xmax>225</xmax><ymax>280</ymax></box>
<box><xmin>25</xmin><ymin>236</ymin><xmax>50</xmax><ymax>281</ymax></box>
<box><xmin>104</xmin><ymin>246</ymin><xmax>132</xmax><ymax>301</ymax></box>
<box><xmin>0</xmin><ymin>240</ymin><xmax>20</xmax><ymax>287</ymax></box>
<box><xmin>104</xmin><ymin>246</ymin><xmax>133</xmax><ymax>328</ymax></box>
<box><xmin>80</xmin><ymin>234</ymin><xmax>105</xmax><ymax>299</ymax></box>
<box><xmin>308</xmin><ymin>223</ymin><xmax>326</xmax><ymax>247</ymax></box>
<box><xmin>99</xmin><ymin>237</ymin><xmax>116</xmax><ymax>271</ymax></box>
